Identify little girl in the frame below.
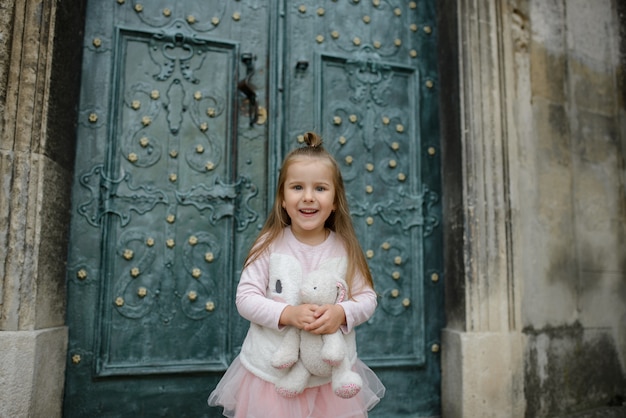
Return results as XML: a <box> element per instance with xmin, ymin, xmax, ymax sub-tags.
<box><xmin>208</xmin><ymin>132</ymin><xmax>385</xmax><ymax>417</ymax></box>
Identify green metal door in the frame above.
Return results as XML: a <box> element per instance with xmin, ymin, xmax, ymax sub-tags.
<box><xmin>279</xmin><ymin>2</ymin><xmax>443</xmax><ymax>416</ymax></box>
<box><xmin>65</xmin><ymin>1</ymin><xmax>442</xmax><ymax>417</ymax></box>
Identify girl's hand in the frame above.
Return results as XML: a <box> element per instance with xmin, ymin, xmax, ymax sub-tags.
<box><xmin>279</xmin><ymin>304</ymin><xmax>319</xmax><ymax>330</ymax></box>
<box><xmin>304</xmin><ymin>304</ymin><xmax>346</xmax><ymax>335</ymax></box>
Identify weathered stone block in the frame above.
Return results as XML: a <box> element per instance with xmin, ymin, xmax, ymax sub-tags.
<box><xmin>524</xmin><ymin>325</ymin><xmax>626</xmax><ymax>416</ymax></box>
<box><xmin>33</xmin><ymin>154</ymin><xmax>72</xmax><ymax>329</ymax></box>
<box><xmin>442</xmin><ymin>329</ymin><xmax>525</xmax><ymax>418</ymax></box>
<box><xmin>529</xmin><ymin>0</ymin><xmax>566</xmax><ymax>102</ymax></box>
<box><xmin>519</xmin><ymin>99</ymin><xmax>577</xmax><ymax>327</ymax></box>
<box><xmin>578</xmin><ymin>271</ymin><xmax>626</xmax><ymax>332</ymax></box>
<box><xmin>0</xmin><ymin>327</ymin><xmax>68</xmax><ymax>418</ymax></box>
<box><xmin>572</xmin><ymin>111</ymin><xmax>623</xmax><ymax>273</ymax></box>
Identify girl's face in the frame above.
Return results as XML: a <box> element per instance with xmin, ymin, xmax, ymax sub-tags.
<box><xmin>282</xmin><ymin>157</ymin><xmax>336</xmax><ymax>245</ymax></box>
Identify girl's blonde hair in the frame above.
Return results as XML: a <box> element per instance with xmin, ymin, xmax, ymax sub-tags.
<box><xmin>244</xmin><ymin>132</ymin><xmax>374</xmax><ymax>292</ymax></box>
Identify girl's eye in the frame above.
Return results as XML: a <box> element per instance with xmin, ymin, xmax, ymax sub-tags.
<box><xmin>316</xmin><ymin>186</ymin><xmax>326</xmax><ymax>192</ymax></box>
<box><xmin>293</xmin><ymin>185</ymin><xmax>303</xmax><ymax>190</ymax></box>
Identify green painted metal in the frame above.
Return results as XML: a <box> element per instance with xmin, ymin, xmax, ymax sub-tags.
<box><xmin>279</xmin><ymin>2</ymin><xmax>443</xmax><ymax>416</ymax></box>
<box><xmin>64</xmin><ymin>1</ymin><xmax>442</xmax><ymax>417</ymax></box>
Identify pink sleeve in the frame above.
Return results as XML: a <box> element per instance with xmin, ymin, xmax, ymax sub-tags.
<box><xmin>338</xmin><ymin>274</ymin><xmax>377</xmax><ymax>333</ymax></box>
<box><xmin>235</xmin><ymin>253</ymin><xmax>288</xmax><ymax>330</ymax></box>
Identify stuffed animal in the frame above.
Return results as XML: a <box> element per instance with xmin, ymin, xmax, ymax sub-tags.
<box><xmin>271</xmin><ymin>269</ymin><xmax>363</xmax><ymax>399</ymax></box>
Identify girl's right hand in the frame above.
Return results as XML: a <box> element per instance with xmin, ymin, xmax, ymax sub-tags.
<box><xmin>279</xmin><ymin>304</ymin><xmax>319</xmax><ymax>329</ymax></box>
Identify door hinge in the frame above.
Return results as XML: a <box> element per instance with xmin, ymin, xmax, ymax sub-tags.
<box><xmin>77</xmin><ymin>165</ymin><xmax>168</xmax><ymax>227</ymax></box>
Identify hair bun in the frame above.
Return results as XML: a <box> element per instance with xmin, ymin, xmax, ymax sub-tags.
<box><xmin>303</xmin><ymin>131</ymin><xmax>323</xmax><ymax>148</ymax></box>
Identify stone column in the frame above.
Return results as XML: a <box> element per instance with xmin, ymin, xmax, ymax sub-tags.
<box><xmin>0</xmin><ymin>0</ymin><xmax>84</xmax><ymax>416</ymax></box>
<box><xmin>438</xmin><ymin>0</ymin><xmax>526</xmax><ymax>416</ymax></box>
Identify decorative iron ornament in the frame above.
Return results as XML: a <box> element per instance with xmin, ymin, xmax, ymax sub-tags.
<box><xmin>180</xmin><ymin>231</ymin><xmax>220</xmax><ymax>320</ymax></box>
<box><xmin>77</xmin><ymin>165</ymin><xmax>168</xmax><ymax>227</ymax></box>
<box><xmin>111</xmin><ymin>229</ymin><xmax>222</xmax><ymax>321</ymax></box>
<box><xmin>175</xmin><ymin>176</ymin><xmax>259</xmax><ymax>232</ymax></box>
<box><xmin>78</xmin><ymin>165</ymin><xmax>259</xmax><ymax>232</ymax></box>
<box><xmin>149</xmin><ymin>29</ymin><xmax>212</xmax><ymax>84</ymax></box>
<box><xmin>112</xmin><ymin>229</ymin><xmax>158</xmax><ymax>319</ymax></box>
<box><xmin>348</xmin><ymin>185</ymin><xmax>439</xmax><ymax>235</ymax></box>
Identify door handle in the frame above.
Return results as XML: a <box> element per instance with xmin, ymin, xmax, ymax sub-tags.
<box><xmin>238</xmin><ymin>53</ymin><xmax>258</xmax><ymax>126</ymax></box>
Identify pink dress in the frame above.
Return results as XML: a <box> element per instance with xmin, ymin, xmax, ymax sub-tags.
<box><xmin>208</xmin><ymin>227</ymin><xmax>385</xmax><ymax>417</ymax></box>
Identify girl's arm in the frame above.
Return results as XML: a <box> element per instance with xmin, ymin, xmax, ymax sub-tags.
<box><xmin>338</xmin><ymin>278</ymin><xmax>377</xmax><ymax>332</ymax></box>
<box><xmin>235</xmin><ymin>255</ymin><xmax>286</xmax><ymax>330</ymax></box>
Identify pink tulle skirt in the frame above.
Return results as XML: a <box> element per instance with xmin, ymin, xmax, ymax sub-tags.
<box><xmin>208</xmin><ymin>356</ymin><xmax>385</xmax><ymax>418</ymax></box>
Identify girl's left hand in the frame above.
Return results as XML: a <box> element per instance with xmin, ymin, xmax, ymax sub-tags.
<box><xmin>304</xmin><ymin>304</ymin><xmax>346</xmax><ymax>335</ymax></box>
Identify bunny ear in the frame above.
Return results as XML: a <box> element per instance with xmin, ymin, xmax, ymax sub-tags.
<box><xmin>336</xmin><ymin>281</ymin><xmax>347</xmax><ymax>303</ymax></box>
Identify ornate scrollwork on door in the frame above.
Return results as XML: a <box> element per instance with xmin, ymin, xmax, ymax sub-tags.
<box><xmin>372</xmin><ymin>187</ymin><xmax>439</xmax><ymax>234</ymax></box>
<box><xmin>295</xmin><ymin>0</ymin><xmax>417</xmax><ymax>60</ymax></box>
<box><xmin>78</xmin><ymin>165</ymin><xmax>168</xmax><ymax>227</ymax></box>
<box><xmin>77</xmin><ymin>165</ymin><xmax>259</xmax><ymax>232</ymax></box>
<box><xmin>113</xmin><ymin>229</ymin><xmax>158</xmax><ymax>319</ymax></box>
<box><xmin>175</xmin><ymin>176</ymin><xmax>258</xmax><ymax>232</ymax></box>
<box><xmin>180</xmin><ymin>231</ymin><xmax>220</xmax><ymax>320</ymax></box>
<box><xmin>346</xmin><ymin>48</ymin><xmax>394</xmax><ymax>107</ymax></box>
<box><xmin>318</xmin><ymin>45</ymin><xmax>437</xmax><ymax>364</ymax></box>
<box><xmin>121</xmin><ymin>82</ymin><xmax>164</xmax><ymax>167</ymax></box>
<box><xmin>149</xmin><ymin>29</ymin><xmax>211</xmax><ymax>84</ymax></box>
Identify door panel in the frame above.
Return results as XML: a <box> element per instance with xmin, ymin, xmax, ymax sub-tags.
<box><xmin>98</xmin><ymin>29</ymin><xmax>241</xmax><ymax>375</ymax></box>
<box><xmin>281</xmin><ymin>1</ymin><xmax>443</xmax><ymax>416</ymax></box>
<box><xmin>318</xmin><ymin>54</ymin><xmax>426</xmax><ymax>365</ymax></box>
<box><xmin>65</xmin><ymin>1</ymin><xmax>269</xmax><ymax>416</ymax></box>
<box><xmin>65</xmin><ymin>1</ymin><xmax>442</xmax><ymax>417</ymax></box>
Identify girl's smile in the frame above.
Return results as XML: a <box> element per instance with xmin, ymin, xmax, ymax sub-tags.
<box><xmin>282</xmin><ymin>158</ymin><xmax>336</xmax><ymax>245</ymax></box>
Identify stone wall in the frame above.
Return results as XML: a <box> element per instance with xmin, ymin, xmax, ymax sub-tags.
<box><xmin>0</xmin><ymin>0</ymin><xmax>85</xmax><ymax>416</ymax></box>
<box><xmin>439</xmin><ymin>0</ymin><xmax>625</xmax><ymax>416</ymax></box>
<box><xmin>516</xmin><ymin>0</ymin><xmax>626</xmax><ymax>415</ymax></box>
<box><xmin>439</xmin><ymin>0</ymin><xmax>526</xmax><ymax>415</ymax></box>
